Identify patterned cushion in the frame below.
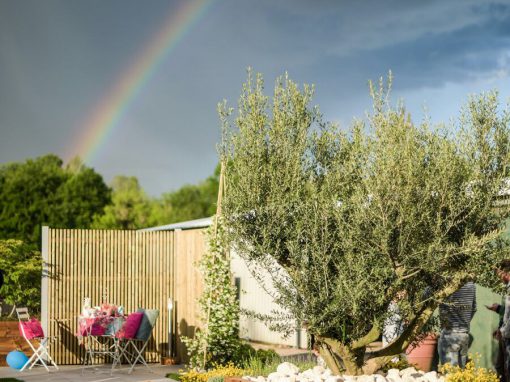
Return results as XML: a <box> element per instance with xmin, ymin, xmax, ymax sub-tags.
<box><xmin>135</xmin><ymin>308</ymin><xmax>159</xmax><ymax>341</ymax></box>
<box><xmin>19</xmin><ymin>318</ymin><xmax>44</xmax><ymax>340</ymax></box>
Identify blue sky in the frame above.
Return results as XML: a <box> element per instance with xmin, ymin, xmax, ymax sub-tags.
<box><xmin>1</xmin><ymin>0</ymin><xmax>509</xmax><ymax>195</ymax></box>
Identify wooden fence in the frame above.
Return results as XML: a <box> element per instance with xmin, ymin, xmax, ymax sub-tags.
<box><xmin>41</xmin><ymin>227</ymin><xmax>205</xmax><ymax>365</ymax></box>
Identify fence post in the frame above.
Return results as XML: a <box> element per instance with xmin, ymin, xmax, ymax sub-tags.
<box><xmin>41</xmin><ymin>226</ymin><xmax>50</xmax><ymax>347</ymax></box>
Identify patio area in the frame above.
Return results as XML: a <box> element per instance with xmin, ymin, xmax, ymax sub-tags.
<box><xmin>0</xmin><ymin>363</ymin><xmax>181</xmax><ymax>382</ymax></box>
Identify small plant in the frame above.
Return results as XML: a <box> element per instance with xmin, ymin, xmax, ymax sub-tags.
<box><xmin>440</xmin><ymin>356</ymin><xmax>498</xmax><ymax>382</ymax></box>
<box><xmin>242</xmin><ymin>353</ymin><xmax>316</xmax><ymax>377</ymax></box>
<box><xmin>180</xmin><ymin>363</ymin><xmax>246</xmax><ymax>382</ymax></box>
<box><xmin>167</xmin><ymin>372</ymin><xmax>182</xmax><ymax>381</ymax></box>
<box><xmin>243</xmin><ymin>355</ymin><xmax>281</xmax><ymax>377</ymax></box>
<box><xmin>207</xmin><ymin>376</ymin><xmax>225</xmax><ymax>382</ymax></box>
<box><xmin>380</xmin><ymin>355</ymin><xmax>416</xmax><ymax>373</ymax></box>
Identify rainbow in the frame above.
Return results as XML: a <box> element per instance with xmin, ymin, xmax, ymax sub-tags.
<box><xmin>67</xmin><ymin>0</ymin><xmax>212</xmax><ymax>163</ymax></box>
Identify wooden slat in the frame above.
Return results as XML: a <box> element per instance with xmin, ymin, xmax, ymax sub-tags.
<box><xmin>45</xmin><ymin>228</ymin><xmax>194</xmax><ymax>364</ymax></box>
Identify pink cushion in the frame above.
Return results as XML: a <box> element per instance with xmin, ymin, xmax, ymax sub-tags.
<box><xmin>19</xmin><ymin>318</ymin><xmax>44</xmax><ymax>340</ymax></box>
<box><xmin>77</xmin><ymin>318</ymin><xmax>107</xmax><ymax>337</ymax></box>
<box><xmin>116</xmin><ymin>313</ymin><xmax>143</xmax><ymax>339</ymax></box>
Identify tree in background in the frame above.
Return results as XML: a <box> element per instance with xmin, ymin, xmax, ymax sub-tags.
<box><xmin>220</xmin><ymin>72</ymin><xmax>510</xmax><ymax>375</ymax></box>
<box><xmin>93</xmin><ymin>175</ymin><xmax>152</xmax><ymax>229</ymax></box>
<box><xmin>0</xmin><ymin>154</ymin><xmax>110</xmax><ymax>246</ymax></box>
<box><xmin>0</xmin><ymin>240</ymin><xmax>42</xmax><ymax>313</ymax></box>
<box><xmin>54</xmin><ymin>157</ymin><xmax>112</xmax><ymax>229</ymax></box>
<box><xmin>153</xmin><ymin>164</ymin><xmax>220</xmax><ymax>225</ymax></box>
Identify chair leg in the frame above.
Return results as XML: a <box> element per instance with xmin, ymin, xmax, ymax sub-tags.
<box><xmin>20</xmin><ymin>338</ymin><xmax>43</xmax><ymax>372</ymax></box>
<box><xmin>19</xmin><ymin>351</ymin><xmax>37</xmax><ymax>372</ymax></box>
<box><xmin>41</xmin><ymin>346</ymin><xmax>59</xmax><ymax>370</ymax></box>
<box><xmin>26</xmin><ymin>344</ymin><xmax>50</xmax><ymax>372</ymax></box>
<box><xmin>128</xmin><ymin>340</ymin><xmax>150</xmax><ymax>374</ymax></box>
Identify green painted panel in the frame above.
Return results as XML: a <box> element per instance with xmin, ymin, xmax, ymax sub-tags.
<box><xmin>468</xmin><ymin>285</ymin><xmax>503</xmax><ymax>370</ymax></box>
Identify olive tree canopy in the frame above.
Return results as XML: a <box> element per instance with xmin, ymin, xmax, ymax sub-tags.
<box><xmin>219</xmin><ymin>71</ymin><xmax>510</xmax><ymax>375</ymax></box>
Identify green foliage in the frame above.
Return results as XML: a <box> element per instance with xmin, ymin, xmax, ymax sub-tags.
<box><xmin>0</xmin><ymin>154</ymin><xmax>110</xmax><ymax>246</ymax></box>
<box><xmin>0</xmin><ymin>239</ymin><xmax>42</xmax><ymax>312</ymax></box>
<box><xmin>219</xmin><ymin>70</ymin><xmax>510</xmax><ymax>374</ymax></box>
<box><xmin>152</xmin><ymin>164</ymin><xmax>220</xmax><ymax>225</ymax></box>
<box><xmin>181</xmin><ymin>219</ymin><xmax>243</xmax><ymax>369</ymax></box>
<box><xmin>242</xmin><ymin>355</ymin><xmax>316</xmax><ymax>377</ymax></box>
<box><xmin>92</xmin><ymin>176</ymin><xmax>152</xmax><ymax>229</ymax></box>
<box><xmin>207</xmin><ymin>376</ymin><xmax>225</xmax><ymax>382</ymax></box>
<box><xmin>167</xmin><ymin>372</ymin><xmax>182</xmax><ymax>381</ymax></box>
<box><xmin>180</xmin><ymin>363</ymin><xmax>246</xmax><ymax>382</ymax></box>
<box><xmin>54</xmin><ymin>158</ymin><xmax>111</xmax><ymax>229</ymax></box>
<box><xmin>380</xmin><ymin>355</ymin><xmax>416</xmax><ymax>372</ymax></box>
<box><xmin>242</xmin><ymin>353</ymin><xmax>281</xmax><ymax>377</ymax></box>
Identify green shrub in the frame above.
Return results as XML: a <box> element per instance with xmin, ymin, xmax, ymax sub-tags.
<box><xmin>0</xmin><ymin>240</ymin><xmax>42</xmax><ymax>312</ymax></box>
<box><xmin>380</xmin><ymin>355</ymin><xmax>416</xmax><ymax>372</ymax></box>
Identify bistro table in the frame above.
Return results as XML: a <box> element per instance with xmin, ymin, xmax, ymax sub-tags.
<box><xmin>78</xmin><ymin>315</ymin><xmax>128</xmax><ymax>374</ymax></box>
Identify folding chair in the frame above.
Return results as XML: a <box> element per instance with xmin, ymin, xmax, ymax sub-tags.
<box><xmin>16</xmin><ymin>307</ymin><xmax>58</xmax><ymax>372</ymax></box>
<box><xmin>114</xmin><ymin>308</ymin><xmax>159</xmax><ymax>374</ymax></box>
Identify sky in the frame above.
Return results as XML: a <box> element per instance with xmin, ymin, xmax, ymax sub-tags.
<box><xmin>0</xmin><ymin>0</ymin><xmax>509</xmax><ymax>196</ymax></box>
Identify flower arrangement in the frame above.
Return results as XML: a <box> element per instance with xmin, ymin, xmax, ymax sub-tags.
<box><xmin>77</xmin><ymin>297</ymin><xmax>125</xmax><ymax>337</ymax></box>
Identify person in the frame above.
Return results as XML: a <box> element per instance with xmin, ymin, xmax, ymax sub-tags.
<box><xmin>438</xmin><ymin>281</ymin><xmax>477</xmax><ymax>367</ymax></box>
<box><xmin>490</xmin><ymin>260</ymin><xmax>510</xmax><ymax>381</ymax></box>
<box><xmin>382</xmin><ymin>291</ymin><xmax>407</xmax><ymax>362</ymax></box>
<box><xmin>486</xmin><ymin>301</ymin><xmax>506</xmax><ymax>382</ymax></box>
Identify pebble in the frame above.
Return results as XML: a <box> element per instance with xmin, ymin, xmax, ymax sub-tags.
<box><xmin>244</xmin><ymin>362</ymin><xmax>443</xmax><ymax>382</ymax></box>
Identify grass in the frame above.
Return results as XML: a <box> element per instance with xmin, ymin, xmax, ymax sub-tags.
<box><xmin>0</xmin><ymin>378</ymin><xmax>25</xmax><ymax>382</ymax></box>
<box><xmin>242</xmin><ymin>355</ymin><xmax>317</xmax><ymax>377</ymax></box>
<box><xmin>167</xmin><ymin>372</ymin><xmax>181</xmax><ymax>381</ymax></box>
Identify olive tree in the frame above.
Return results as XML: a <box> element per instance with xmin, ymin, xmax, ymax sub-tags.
<box><xmin>218</xmin><ymin>71</ymin><xmax>510</xmax><ymax>375</ymax></box>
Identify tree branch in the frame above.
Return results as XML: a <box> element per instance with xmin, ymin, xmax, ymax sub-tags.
<box><xmin>351</xmin><ymin>325</ymin><xmax>381</xmax><ymax>349</ymax></box>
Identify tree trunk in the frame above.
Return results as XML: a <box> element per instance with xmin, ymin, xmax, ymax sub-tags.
<box><xmin>316</xmin><ymin>303</ymin><xmax>438</xmax><ymax>376</ymax></box>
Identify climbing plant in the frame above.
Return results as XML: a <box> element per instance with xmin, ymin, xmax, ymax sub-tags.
<box><xmin>181</xmin><ymin>217</ymin><xmax>242</xmax><ymax>369</ymax></box>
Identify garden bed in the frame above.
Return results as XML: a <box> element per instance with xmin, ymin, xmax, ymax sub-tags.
<box><xmin>0</xmin><ymin>321</ymin><xmax>31</xmax><ymax>366</ymax></box>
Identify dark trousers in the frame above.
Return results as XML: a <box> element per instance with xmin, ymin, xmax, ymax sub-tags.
<box><xmin>496</xmin><ymin>338</ymin><xmax>505</xmax><ymax>382</ymax></box>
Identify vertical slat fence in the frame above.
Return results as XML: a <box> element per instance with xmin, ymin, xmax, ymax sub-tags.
<box><xmin>43</xmin><ymin>228</ymin><xmax>197</xmax><ymax>365</ymax></box>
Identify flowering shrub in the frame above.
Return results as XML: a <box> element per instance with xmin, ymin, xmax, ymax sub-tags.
<box><xmin>181</xmin><ymin>220</ymin><xmax>242</xmax><ymax>369</ymax></box>
<box><xmin>180</xmin><ymin>363</ymin><xmax>246</xmax><ymax>382</ymax></box>
<box><xmin>440</xmin><ymin>358</ymin><xmax>498</xmax><ymax>382</ymax></box>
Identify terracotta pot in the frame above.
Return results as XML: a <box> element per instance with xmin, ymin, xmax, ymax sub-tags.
<box><xmin>161</xmin><ymin>356</ymin><xmax>179</xmax><ymax>365</ymax></box>
<box><xmin>406</xmin><ymin>334</ymin><xmax>438</xmax><ymax>372</ymax></box>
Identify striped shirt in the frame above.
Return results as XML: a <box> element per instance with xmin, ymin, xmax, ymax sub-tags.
<box><xmin>439</xmin><ymin>282</ymin><xmax>477</xmax><ymax>332</ymax></box>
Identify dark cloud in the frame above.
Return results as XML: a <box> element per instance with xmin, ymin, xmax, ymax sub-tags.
<box><xmin>0</xmin><ymin>0</ymin><xmax>509</xmax><ymax>195</ymax></box>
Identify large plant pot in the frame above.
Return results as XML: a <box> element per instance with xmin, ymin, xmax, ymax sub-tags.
<box><xmin>406</xmin><ymin>334</ymin><xmax>438</xmax><ymax>372</ymax></box>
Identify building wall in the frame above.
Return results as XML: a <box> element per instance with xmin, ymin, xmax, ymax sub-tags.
<box><xmin>231</xmin><ymin>252</ymin><xmax>308</xmax><ymax>348</ymax></box>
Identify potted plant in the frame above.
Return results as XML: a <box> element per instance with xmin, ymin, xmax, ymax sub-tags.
<box><xmin>405</xmin><ymin>315</ymin><xmax>440</xmax><ymax>371</ymax></box>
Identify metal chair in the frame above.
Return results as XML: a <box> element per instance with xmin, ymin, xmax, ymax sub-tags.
<box><xmin>16</xmin><ymin>307</ymin><xmax>58</xmax><ymax>372</ymax></box>
<box><xmin>114</xmin><ymin>309</ymin><xmax>159</xmax><ymax>374</ymax></box>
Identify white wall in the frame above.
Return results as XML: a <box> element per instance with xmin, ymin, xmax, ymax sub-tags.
<box><xmin>230</xmin><ymin>252</ymin><xmax>308</xmax><ymax>348</ymax></box>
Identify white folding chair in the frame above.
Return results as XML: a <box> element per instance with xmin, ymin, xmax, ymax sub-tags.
<box><xmin>128</xmin><ymin>309</ymin><xmax>159</xmax><ymax>374</ymax></box>
<box><xmin>16</xmin><ymin>307</ymin><xmax>58</xmax><ymax>372</ymax></box>
<box><xmin>113</xmin><ymin>309</ymin><xmax>159</xmax><ymax>374</ymax></box>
